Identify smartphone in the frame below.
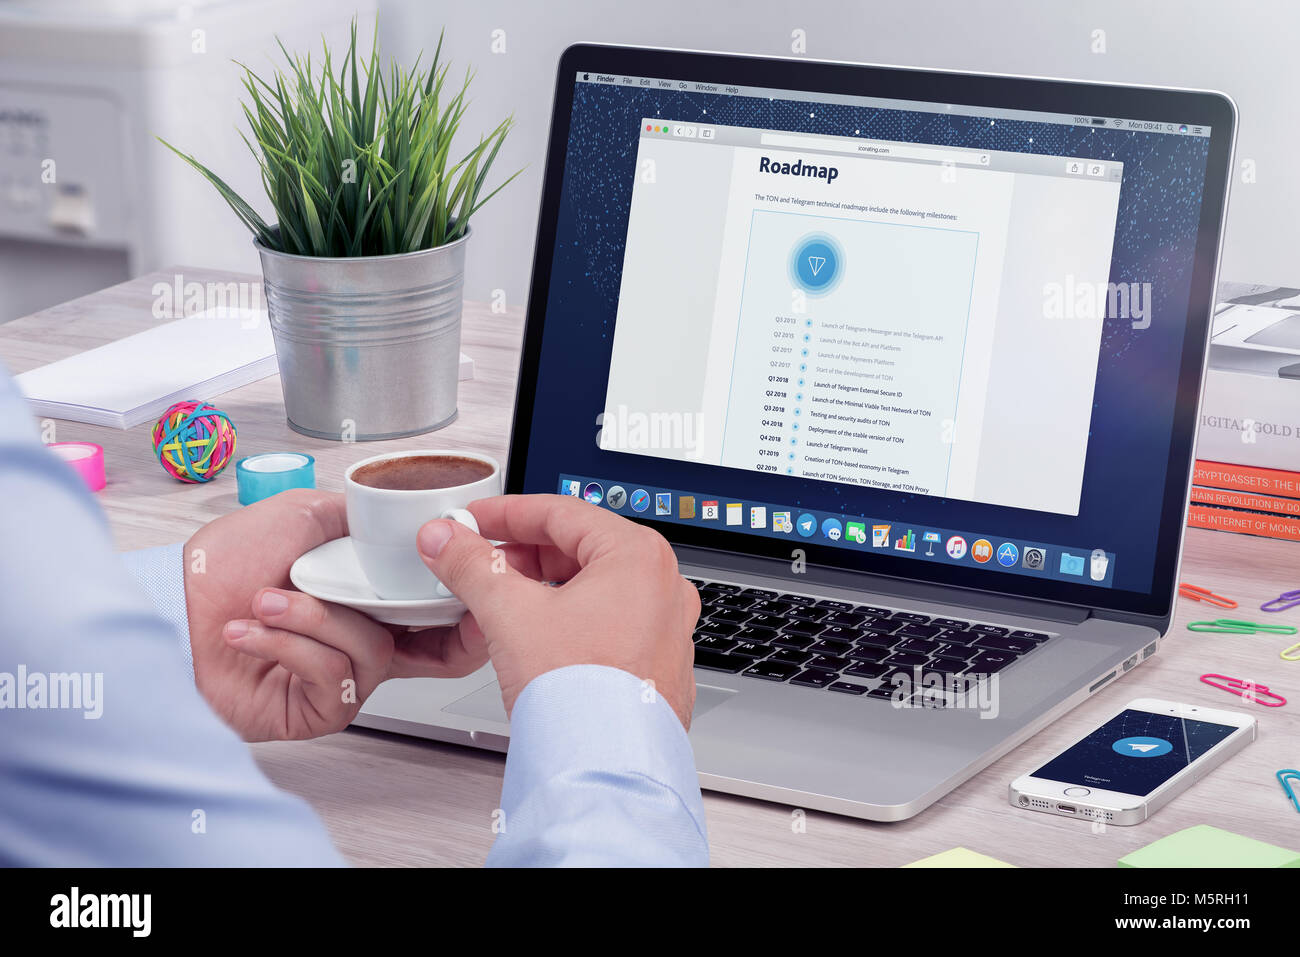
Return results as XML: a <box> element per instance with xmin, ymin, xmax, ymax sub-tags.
<box><xmin>1009</xmin><ymin>698</ymin><xmax>1256</xmax><ymax>825</ymax></box>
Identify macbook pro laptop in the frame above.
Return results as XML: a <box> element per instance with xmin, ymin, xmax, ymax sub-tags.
<box><xmin>357</xmin><ymin>45</ymin><xmax>1237</xmax><ymax>821</ymax></box>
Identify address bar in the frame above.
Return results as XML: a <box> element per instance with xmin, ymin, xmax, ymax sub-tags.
<box><xmin>759</xmin><ymin>132</ymin><xmax>990</xmax><ymax>167</ymax></box>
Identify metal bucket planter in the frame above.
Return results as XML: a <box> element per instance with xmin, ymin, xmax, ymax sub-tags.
<box><xmin>256</xmin><ymin>230</ymin><xmax>469</xmax><ymax>441</ymax></box>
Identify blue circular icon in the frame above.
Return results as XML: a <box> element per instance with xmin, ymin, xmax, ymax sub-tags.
<box><xmin>630</xmin><ymin>488</ymin><xmax>649</xmax><ymax>512</ymax></box>
<box><xmin>582</xmin><ymin>482</ymin><xmax>603</xmax><ymax>505</ymax></box>
<box><xmin>796</xmin><ymin>513</ymin><xmax>817</xmax><ymax>538</ymax></box>
<box><xmin>1112</xmin><ymin>736</ymin><xmax>1173</xmax><ymax>758</ymax></box>
<box><xmin>996</xmin><ymin>542</ymin><xmax>1019</xmax><ymax>567</ymax></box>
<box><xmin>820</xmin><ymin>517</ymin><xmax>843</xmax><ymax>542</ymax></box>
<box><xmin>790</xmin><ymin>233</ymin><xmax>843</xmax><ymax>296</ymax></box>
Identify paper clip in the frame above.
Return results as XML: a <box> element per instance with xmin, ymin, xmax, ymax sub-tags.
<box><xmin>1282</xmin><ymin>641</ymin><xmax>1300</xmax><ymax>662</ymax></box>
<box><xmin>1279</xmin><ymin>770</ymin><xmax>1300</xmax><ymax>813</ymax></box>
<box><xmin>1179</xmin><ymin>583</ymin><xmax>1238</xmax><ymax>609</ymax></box>
<box><xmin>1200</xmin><ymin>673</ymin><xmax>1287</xmax><ymax>707</ymax></box>
<box><xmin>1187</xmin><ymin>618</ymin><xmax>1299</xmax><ymax>635</ymax></box>
<box><xmin>1261</xmin><ymin>589</ymin><xmax>1300</xmax><ymax>613</ymax></box>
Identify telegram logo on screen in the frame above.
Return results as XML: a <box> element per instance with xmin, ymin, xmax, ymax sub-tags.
<box><xmin>790</xmin><ymin>233</ymin><xmax>843</xmax><ymax>295</ymax></box>
<box><xmin>1112</xmin><ymin>736</ymin><xmax>1174</xmax><ymax>758</ymax></box>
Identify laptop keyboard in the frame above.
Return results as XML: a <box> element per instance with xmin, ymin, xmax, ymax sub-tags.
<box><xmin>687</xmin><ymin>578</ymin><xmax>1057</xmax><ymax>704</ymax></box>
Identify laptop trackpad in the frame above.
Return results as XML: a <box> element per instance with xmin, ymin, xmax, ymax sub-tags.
<box><xmin>444</xmin><ymin>682</ymin><xmax>510</xmax><ymax>723</ymax></box>
<box><xmin>443</xmin><ymin>681</ymin><xmax>738</xmax><ymax>724</ymax></box>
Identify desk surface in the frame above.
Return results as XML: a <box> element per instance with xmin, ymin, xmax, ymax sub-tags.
<box><xmin>4</xmin><ymin>268</ymin><xmax>1298</xmax><ymax>867</ymax></box>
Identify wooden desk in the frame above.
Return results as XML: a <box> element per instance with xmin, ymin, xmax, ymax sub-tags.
<box><xmin>3</xmin><ymin>268</ymin><xmax>1298</xmax><ymax>867</ymax></box>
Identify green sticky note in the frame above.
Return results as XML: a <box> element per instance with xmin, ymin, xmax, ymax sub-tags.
<box><xmin>903</xmin><ymin>847</ymin><xmax>1016</xmax><ymax>868</ymax></box>
<box><xmin>1119</xmin><ymin>825</ymin><xmax>1300</xmax><ymax>868</ymax></box>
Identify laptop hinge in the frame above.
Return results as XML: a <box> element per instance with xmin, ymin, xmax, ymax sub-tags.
<box><xmin>672</xmin><ymin>543</ymin><xmax>1092</xmax><ymax>626</ymax></box>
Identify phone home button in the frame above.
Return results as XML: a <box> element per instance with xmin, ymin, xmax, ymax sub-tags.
<box><xmin>1063</xmin><ymin>786</ymin><xmax>1091</xmax><ymax>797</ymax></box>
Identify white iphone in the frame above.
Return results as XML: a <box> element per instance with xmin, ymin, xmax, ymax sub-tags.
<box><xmin>1009</xmin><ymin>697</ymin><xmax>1256</xmax><ymax>825</ymax></box>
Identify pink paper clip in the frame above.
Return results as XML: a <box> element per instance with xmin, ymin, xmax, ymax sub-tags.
<box><xmin>1200</xmin><ymin>673</ymin><xmax>1287</xmax><ymax>708</ymax></box>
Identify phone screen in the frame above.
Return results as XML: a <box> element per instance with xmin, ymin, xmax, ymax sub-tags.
<box><xmin>1033</xmin><ymin>709</ymin><xmax>1238</xmax><ymax>796</ymax></box>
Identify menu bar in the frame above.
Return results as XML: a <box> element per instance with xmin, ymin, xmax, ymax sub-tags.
<box><xmin>577</xmin><ymin>70</ymin><xmax>1211</xmax><ymax>137</ymax></box>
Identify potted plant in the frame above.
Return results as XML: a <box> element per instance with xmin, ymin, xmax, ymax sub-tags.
<box><xmin>161</xmin><ymin>24</ymin><xmax>518</xmax><ymax>440</ymax></box>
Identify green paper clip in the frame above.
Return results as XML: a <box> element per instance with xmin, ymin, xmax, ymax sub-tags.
<box><xmin>1187</xmin><ymin>618</ymin><xmax>1299</xmax><ymax>635</ymax></box>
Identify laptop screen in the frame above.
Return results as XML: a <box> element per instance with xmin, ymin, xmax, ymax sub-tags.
<box><xmin>510</xmin><ymin>48</ymin><xmax>1233</xmax><ymax>617</ymax></box>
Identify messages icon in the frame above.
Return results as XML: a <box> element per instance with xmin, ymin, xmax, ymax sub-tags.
<box><xmin>1059</xmin><ymin>552</ymin><xmax>1085</xmax><ymax>576</ymax></box>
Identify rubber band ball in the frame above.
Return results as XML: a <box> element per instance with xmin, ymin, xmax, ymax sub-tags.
<box><xmin>151</xmin><ymin>400</ymin><xmax>238</xmax><ymax>483</ymax></box>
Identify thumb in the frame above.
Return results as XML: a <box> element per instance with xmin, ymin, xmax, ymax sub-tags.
<box><xmin>417</xmin><ymin>518</ymin><xmax>535</xmax><ymax>619</ymax></box>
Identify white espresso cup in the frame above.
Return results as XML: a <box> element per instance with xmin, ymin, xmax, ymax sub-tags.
<box><xmin>344</xmin><ymin>449</ymin><xmax>501</xmax><ymax>600</ymax></box>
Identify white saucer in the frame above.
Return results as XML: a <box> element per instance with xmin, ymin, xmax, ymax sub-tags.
<box><xmin>289</xmin><ymin>537</ymin><xmax>467</xmax><ymax>628</ymax></box>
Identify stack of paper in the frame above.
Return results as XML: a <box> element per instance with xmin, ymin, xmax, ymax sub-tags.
<box><xmin>16</xmin><ymin>306</ymin><xmax>475</xmax><ymax>429</ymax></box>
<box><xmin>17</xmin><ymin>308</ymin><xmax>277</xmax><ymax>429</ymax></box>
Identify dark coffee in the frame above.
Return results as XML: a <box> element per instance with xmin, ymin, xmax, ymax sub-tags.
<box><xmin>352</xmin><ymin>454</ymin><xmax>493</xmax><ymax>491</ymax></box>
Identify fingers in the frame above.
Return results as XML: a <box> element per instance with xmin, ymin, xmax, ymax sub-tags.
<box><xmin>467</xmin><ymin>494</ymin><xmax>639</xmax><ymax>567</ymax></box>
<box><xmin>416</xmin><ymin>517</ymin><xmax>541</xmax><ymax>618</ymax></box>
<box><xmin>245</xmin><ymin>587</ymin><xmax>393</xmax><ymax>695</ymax></box>
<box><xmin>245</xmin><ymin>487</ymin><xmax>349</xmax><ymax>550</ymax></box>
<box><xmin>222</xmin><ymin>620</ymin><xmax>356</xmax><ymax>698</ymax></box>
<box><xmin>388</xmin><ymin>616</ymin><xmax>490</xmax><ymax>678</ymax></box>
<box><xmin>680</xmin><ymin>577</ymin><xmax>703</xmax><ymax>633</ymax></box>
<box><xmin>494</xmin><ymin>541</ymin><xmax>582</xmax><ymax>583</ymax></box>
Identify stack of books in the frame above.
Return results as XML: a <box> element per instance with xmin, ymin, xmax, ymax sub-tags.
<box><xmin>1189</xmin><ymin>280</ymin><xmax>1300</xmax><ymax>543</ymax></box>
<box><xmin>1188</xmin><ymin>461</ymin><xmax>1300</xmax><ymax>543</ymax></box>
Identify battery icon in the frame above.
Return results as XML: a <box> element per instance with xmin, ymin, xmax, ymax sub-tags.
<box><xmin>1091</xmin><ymin>118</ymin><xmax>1106</xmax><ymax>125</ymax></box>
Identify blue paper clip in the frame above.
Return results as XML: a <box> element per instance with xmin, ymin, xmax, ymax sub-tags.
<box><xmin>1278</xmin><ymin>770</ymin><xmax>1300</xmax><ymax>813</ymax></box>
<box><xmin>1261</xmin><ymin>589</ymin><xmax>1300</xmax><ymax>613</ymax></box>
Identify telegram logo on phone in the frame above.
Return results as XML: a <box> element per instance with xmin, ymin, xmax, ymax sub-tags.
<box><xmin>1112</xmin><ymin>735</ymin><xmax>1173</xmax><ymax>758</ymax></box>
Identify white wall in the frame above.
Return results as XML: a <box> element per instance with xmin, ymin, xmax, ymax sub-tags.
<box><xmin>378</xmin><ymin>0</ymin><xmax>1298</xmax><ymax>305</ymax></box>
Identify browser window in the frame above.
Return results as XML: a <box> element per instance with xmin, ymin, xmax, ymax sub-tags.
<box><xmin>603</xmin><ymin>121</ymin><xmax>1123</xmax><ymax>517</ymax></box>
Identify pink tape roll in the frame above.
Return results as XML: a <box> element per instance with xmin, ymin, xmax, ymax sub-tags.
<box><xmin>49</xmin><ymin>441</ymin><xmax>106</xmax><ymax>492</ymax></box>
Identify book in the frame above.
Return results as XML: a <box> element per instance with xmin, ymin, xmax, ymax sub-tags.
<box><xmin>1197</xmin><ymin>281</ymin><xmax>1300</xmax><ymax>471</ymax></box>
<box><xmin>1187</xmin><ymin>502</ymin><xmax>1300</xmax><ymax>543</ymax></box>
<box><xmin>1190</xmin><ymin>483</ymin><xmax>1300</xmax><ymax>517</ymax></box>
<box><xmin>1188</xmin><ymin>459</ymin><xmax>1300</xmax><ymax>542</ymax></box>
<box><xmin>17</xmin><ymin>307</ymin><xmax>474</xmax><ymax>429</ymax></box>
<box><xmin>1192</xmin><ymin>459</ymin><xmax>1300</xmax><ymax>499</ymax></box>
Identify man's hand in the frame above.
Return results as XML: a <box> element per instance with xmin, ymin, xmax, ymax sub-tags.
<box><xmin>183</xmin><ymin>489</ymin><xmax>488</xmax><ymax>741</ymax></box>
<box><xmin>414</xmin><ymin>494</ymin><xmax>700</xmax><ymax>728</ymax></box>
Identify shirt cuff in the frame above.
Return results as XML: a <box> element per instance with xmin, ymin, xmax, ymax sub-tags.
<box><xmin>503</xmin><ymin>665</ymin><xmax>708</xmax><ymax>841</ymax></box>
<box><xmin>120</xmin><ymin>542</ymin><xmax>194</xmax><ymax>681</ymax></box>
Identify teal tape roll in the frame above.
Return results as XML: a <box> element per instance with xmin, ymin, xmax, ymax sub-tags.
<box><xmin>236</xmin><ymin>452</ymin><xmax>316</xmax><ymax>505</ymax></box>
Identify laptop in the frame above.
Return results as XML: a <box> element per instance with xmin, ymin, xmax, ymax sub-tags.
<box><xmin>356</xmin><ymin>45</ymin><xmax>1236</xmax><ymax>821</ymax></box>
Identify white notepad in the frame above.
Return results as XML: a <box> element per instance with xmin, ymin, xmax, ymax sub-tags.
<box><xmin>17</xmin><ymin>308</ymin><xmax>278</xmax><ymax>429</ymax></box>
<box><xmin>18</xmin><ymin>307</ymin><xmax>475</xmax><ymax>429</ymax></box>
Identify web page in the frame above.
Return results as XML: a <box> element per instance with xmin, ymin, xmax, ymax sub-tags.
<box><xmin>602</xmin><ymin>121</ymin><xmax>1123</xmax><ymax>516</ymax></box>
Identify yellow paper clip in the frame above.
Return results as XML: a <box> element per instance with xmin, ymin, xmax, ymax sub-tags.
<box><xmin>1282</xmin><ymin>641</ymin><xmax>1300</xmax><ymax>662</ymax></box>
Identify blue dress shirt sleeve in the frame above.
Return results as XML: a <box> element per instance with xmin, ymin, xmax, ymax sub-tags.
<box><xmin>487</xmin><ymin>664</ymin><xmax>710</xmax><ymax>867</ymax></box>
<box><xmin>0</xmin><ymin>367</ymin><xmax>343</xmax><ymax>866</ymax></box>
<box><xmin>121</xmin><ymin>542</ymin><xmax>194</xmax><ymax>681</ymax></box>
<box><xmin>4</xmin><ymin>365</ymin><xmax>708</xmax><ymax>867</ymax></box>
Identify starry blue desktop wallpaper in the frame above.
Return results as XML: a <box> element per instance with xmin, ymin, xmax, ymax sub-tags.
<box><xmin>517</xmin><ymin>79</ymin><xmax>1213</xmax><ymax>597</ymax></box>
